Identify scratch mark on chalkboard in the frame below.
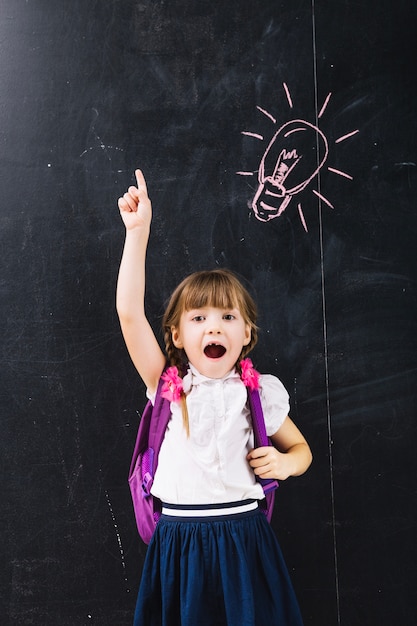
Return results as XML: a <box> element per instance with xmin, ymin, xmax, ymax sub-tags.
<box><xmin>105</xmin><ymin>490</ymin><xmax>130</xmax><ymax>592</ymax></box>
<box><xmin>79</xmin><ymin>108</ymin><xmax>125</xmax><ymax>163</ymax></box>
<box><xmin>5</xmin><ymin>331</ymin><xmax>119</xmax><ymax>366</ymax></box>
<box><xmin>57</xmin><ymin>411</ymin><xmax>83</xmax><ymax>507</ymax></box>
<box><xmin>64</xmin><ymin>461</ymin><xmax>84</xmax><ymax>506</ymax></box>
<box><xmin>79</xmin><ymin>143</ymin><xmax>125</xmax><ymax>161</ymax></box>
<box><xmin>80</xmin><ymin>145</ymin><xmax>124</xmax><ymax>158</ymax></box>
<box><xmin>311</xmin><ymin>1</ymin><xmax>341</xmax><ymax>621</ymax></box>
<box><xmin>238</xmin><ymin>85</ymin><xmax>358</xmax><ymax>231</ymax></box>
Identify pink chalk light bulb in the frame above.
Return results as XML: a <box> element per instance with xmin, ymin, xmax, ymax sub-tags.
<box><xmin>252</xmin><ymin>119</ymin><xmax>329</xmax><ymax>222</ymax></box>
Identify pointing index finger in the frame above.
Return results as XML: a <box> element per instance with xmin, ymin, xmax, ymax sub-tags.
<box><xmin>135</xmin><ymin>169</ymin><xmax>148</xmax><ymax>196</ymax></box>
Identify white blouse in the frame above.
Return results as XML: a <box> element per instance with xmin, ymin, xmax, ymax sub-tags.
<box><xmin>149</xmin><ymin>364</ymin><xmax>290</xmax><ymax>505</ymax></box>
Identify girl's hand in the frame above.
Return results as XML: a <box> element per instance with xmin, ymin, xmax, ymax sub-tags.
<box><xmin>117</xmin><ymin>169</ymin><xmax>152</xmax><ymax>231</ymax></box>
<box><xmin>248</xmin><ymin>417</ymin><xmax>312</xmax><ymax>480</ymax></box>
<box><xmin>247</xmin><ymin>446</ymin><xmax>296</xmax><ymax>481</ymax></box>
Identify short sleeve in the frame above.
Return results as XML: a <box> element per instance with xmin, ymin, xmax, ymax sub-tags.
<box><xmin>258</xmin><ymin>374</ymin><xmax>290</xmax><ymax>436</ymax></box>
<box><xmin>146</xmin><ymin>388</ymin><xmax>156</xmax><ymax>406</ymax></box>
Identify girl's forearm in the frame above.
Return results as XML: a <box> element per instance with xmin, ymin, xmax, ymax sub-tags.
<box><xmin>285</xmin><ymin>442</ymin><xmax>312</xmax><ymax>477</ymax></box>
<box><xmin>116</xmin><ymin>227</ymin><xmax>149</xmax><ymax>321</ymax></box>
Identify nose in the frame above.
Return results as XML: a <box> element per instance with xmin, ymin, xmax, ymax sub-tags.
<box><xmin>205</xmin><ymin>311</ymin><xmax>224</xmax><ymax>335</ymax></box>
<box><xmin>207</xmin><ymin>319</ymin><xmax>223</xmax><ymax>335</ymax></box>
<box><xmin>208</xmin><ymin>326</ymin><xmax>222</xmax><ymax>335</ymax></box>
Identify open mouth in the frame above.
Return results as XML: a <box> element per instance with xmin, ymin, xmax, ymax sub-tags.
<box><xmin>204</xmin><ymin>343</ymin><xmax>226</xmax><ymax>359</ymax></box>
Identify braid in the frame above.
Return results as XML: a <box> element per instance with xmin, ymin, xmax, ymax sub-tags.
<box><xmin>163</xmin><ymin>327</ymin><xmax>190</xmax><ymax>435</ymax></box>
<box><xmin>164</xmin><ymin>328</ymin><xmax>183</xmax><ymax>369</ymax></box>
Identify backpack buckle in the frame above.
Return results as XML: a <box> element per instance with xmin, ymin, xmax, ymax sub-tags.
<box><xmin>142</xmin><ymin>472</ymin><xmax>153</xmax><ymax>496</ymax></box>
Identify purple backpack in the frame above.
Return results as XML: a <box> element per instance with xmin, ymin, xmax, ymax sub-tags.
<box><xmin>128</xmin><ymin>371</ymin><xmax>278</xmax><ymax>544</ymax></box>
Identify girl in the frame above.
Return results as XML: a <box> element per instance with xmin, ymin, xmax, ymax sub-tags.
<box><xmin>117</xmin><ymin>170</ymin><xmax>312</xmax><ymax>626</ymax></box>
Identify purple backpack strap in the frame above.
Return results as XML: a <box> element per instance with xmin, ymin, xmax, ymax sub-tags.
<box><xmin>147</xmin><ymin>373</ymin><xmax>172</xmax><ymax>468</ymax></box>
<box><xmin>128</xmin><ymin>370</ymin><xmax>172</xmax><ymax>542</ymax></box>
<box><xmin>128</xmin><ymin>373</ymin><xmax>171</xmax><ymax>486</ymax></box>
<box><xmin>247</xmin><ymin>387</ymin><xmax>279</xmax><ymax>519</ymax></box>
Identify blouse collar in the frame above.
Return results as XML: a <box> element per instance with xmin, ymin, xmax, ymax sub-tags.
<box><xmin>182</xmin><ymin>363</ymin><xmax>240</xmax><ymax>394</ymax></box>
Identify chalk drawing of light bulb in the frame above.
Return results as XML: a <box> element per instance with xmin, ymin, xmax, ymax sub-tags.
<box><xmin>238</xmin><ymin>84</ymin><xmax>359</xmax><ymax>231</ymax></box>
<box><xmin>252</xmin><ymin>119</ymin><xmax>328</xmax><ymax>222</ymax></box>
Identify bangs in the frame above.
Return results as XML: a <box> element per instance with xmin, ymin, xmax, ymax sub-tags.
<box><xmin>181</xmin><ymin>272</ymin><xmax>244</xmax><ymax>312</ymax></box>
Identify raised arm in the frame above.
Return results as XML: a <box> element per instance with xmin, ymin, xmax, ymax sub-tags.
<box><xmin>116</xmin><ymin>169</ymin><xmax>166</xmax><ymax>394</ymax></box>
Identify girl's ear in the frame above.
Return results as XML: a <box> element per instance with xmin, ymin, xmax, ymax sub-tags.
<box><xmin>243</xmin><ymin>323</ymin><xmax>251</xmax><ymax>346</ymax></box>
<box><xmin>171</xmin><ymin>326</ymin><xmax>183</xmax><ymax>348</ymax></box>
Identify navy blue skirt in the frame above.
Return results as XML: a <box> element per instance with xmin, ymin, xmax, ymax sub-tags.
<box><xmin>133</xmin><ymin>502</ymin><xmax>304</xmax><ymax>626</ymax></box>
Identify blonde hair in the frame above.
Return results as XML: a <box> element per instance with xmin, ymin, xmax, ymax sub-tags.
<box><xmin>162</xmin><ymin>269</ymin><xmax>258</xmax><ymax>434</ymax></box>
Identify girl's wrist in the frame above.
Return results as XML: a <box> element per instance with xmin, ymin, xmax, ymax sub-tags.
<box><xmin>124</xmin><ymin>224</ymin><xmax>150</xmax><ymax>239</ymax></box>
<box><xmin>286</xmin><ymin>443</ymin><xmax>312</xmax><ymax>477</ymax></box>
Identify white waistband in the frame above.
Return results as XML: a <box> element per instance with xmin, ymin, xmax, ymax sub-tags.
<box><xmin>161</xmin><ymin>500</ymin><xmax>258</xmax><ymax>517</ymax></box>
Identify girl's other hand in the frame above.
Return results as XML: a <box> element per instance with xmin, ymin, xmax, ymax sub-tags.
<box><xmin>247</xmin><ymin>446</ymin><xmax>295</xmax><ymax>481</ymax></box>
<box><xmin>118</xmin><ymin>169</ymin><xmax>152</xmax><ymax>231</ymax></box>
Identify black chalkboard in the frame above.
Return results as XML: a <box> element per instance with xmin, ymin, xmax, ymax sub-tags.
<box><xmin>1</xmin><ymin>1</ymin><xmax>416</xmax><ymax>624</ymax></box>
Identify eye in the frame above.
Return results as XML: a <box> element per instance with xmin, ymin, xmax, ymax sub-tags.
<box><xmin>191</xmin><ymin>315</ymin><xmax>205</xmax><ymax>322</ymax></box>
<box><xmin>223</xmin><ymin>313</ymin><xmax>236</xmax><ymax>321</ymax></box>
